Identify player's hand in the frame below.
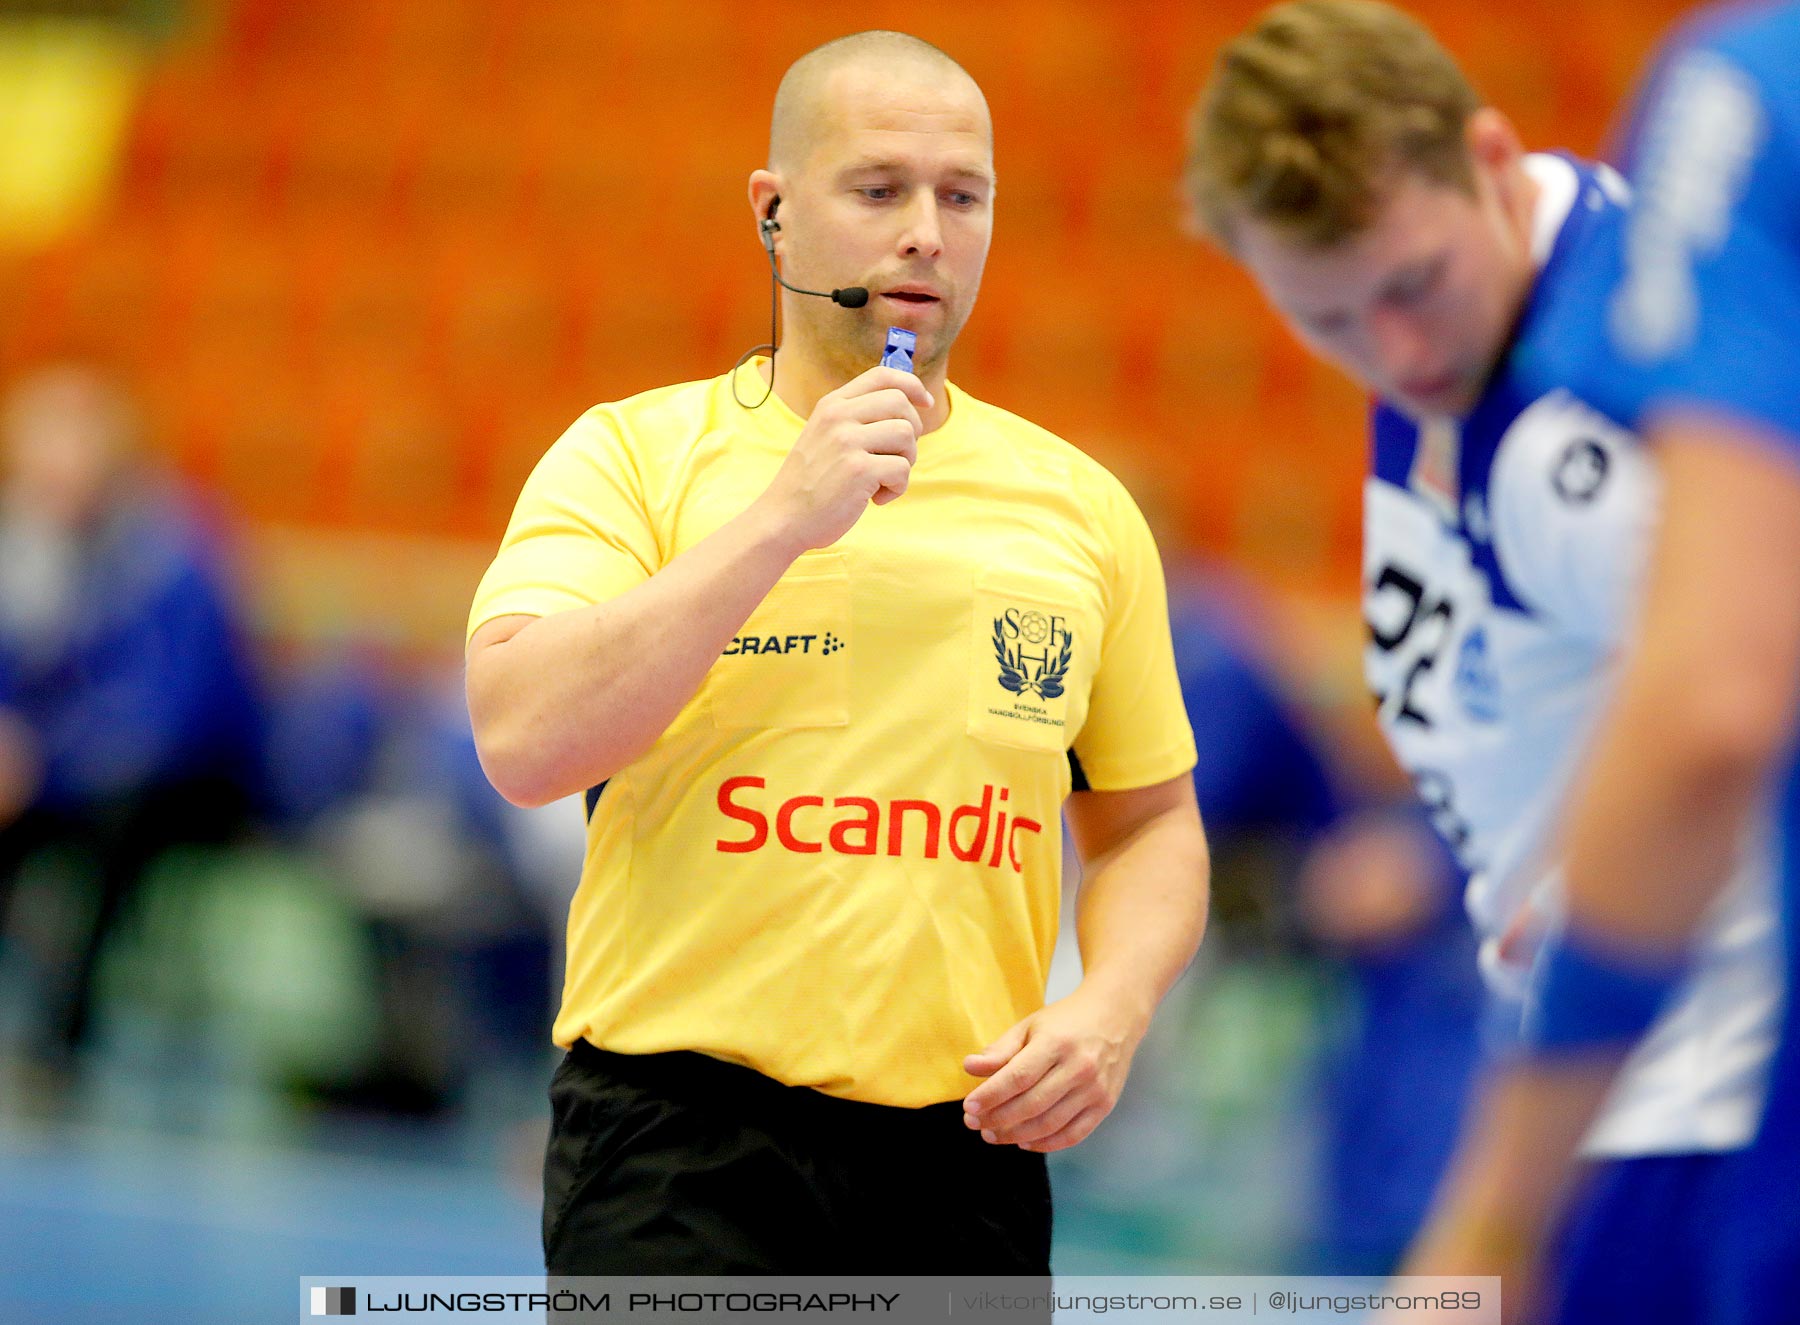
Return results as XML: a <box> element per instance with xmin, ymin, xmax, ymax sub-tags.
<box><xmin>1295</xmin><ymin>813</ymin><xmax>1445</xmax><ymax>951</ymax></box>
<box><xmin>961</xmin><ymin>985</ymin><xmax>1144</xmax><ymax>1153</ymax></box>
<box><xmin>757</xmin><ymin>366</ymin><xmax>931</xmax><ymax>552</ymax></box>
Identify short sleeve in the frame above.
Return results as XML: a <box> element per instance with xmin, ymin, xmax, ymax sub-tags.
<box><xmin>1608</xmin><ymin>39</ymin><xmax>1800</xmax><ymax>455</ymax></box>
<box><xmin>467</xmin><ymin>408</ymin><xmax>663</xmax><ymax>641</ymax></box>
<box><xmin>1488</xmin><ymin>390</ymin><xmax>1659</xmax><ymax>645</ymax></box>
<box><xmin>1069</xmin><ymin>474</ymin><xmax>1199</xmax><ymax>791</ymax></box>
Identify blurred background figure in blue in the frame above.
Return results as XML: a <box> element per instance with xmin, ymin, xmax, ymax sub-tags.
<box><xmin>1293</xmin><ymin>808</ymin><xmax>1479</xmax><ymax>1276</ymax></box>
<box><xmin>0</xmin><ymin>361</ymin><xmax>265</xmax><ymax>1090</ymax></box>
<box><xmin>280</xmin><ymin>663</ymin><xmax>562</xmax><ymax>1122</ymax></box>
<box><xmin>1172</xmin><ymin>571</ymin><xmax>1481</xmax><ymax>1276</ymax></box>
<box><xmin>1170</xmin><ymin>573</ymin><xmax>1338</xmax><ymax>866</ymax></box>
<box><xmin>1047</xmin><ymin>565</ymin><xmax>1479</xmax><ymax>1274</ymax></box>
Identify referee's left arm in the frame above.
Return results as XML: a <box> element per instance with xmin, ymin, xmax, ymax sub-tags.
<box><xmin>962</xmin><ymin>773</ymin><xmax>1209</xmax><ymax>1152</ymax></box>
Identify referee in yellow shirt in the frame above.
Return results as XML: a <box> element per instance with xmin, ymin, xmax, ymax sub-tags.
<box><xmin>466</xmin><ymin>29</ymin><xmax>1211</xmax><ymax>1275</ymax></box>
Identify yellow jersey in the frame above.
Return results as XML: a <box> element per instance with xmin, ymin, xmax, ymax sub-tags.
<box><xmin>469</xmin><ymin>359</ymin><xmax>1196</xmax><ymax>1106</ymax></box>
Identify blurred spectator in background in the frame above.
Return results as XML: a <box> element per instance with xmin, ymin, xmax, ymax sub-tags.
<box><xmin>1171</xmin><ymin>573</ymin><xmax>1337</xmax><ymax>897</ymax></box>
<box><xmin>0</xmin><ymin>362</ymin><xmax>265</xmax><ymax>1082</ymax></box>
<box><xmin>1167</xmin><ymin>567</ymin><xmax>1481</xmax><ymax>1275</ymax></box>
<box><xmin>1295</xmin><ymin>808</ymin><xmax>1480</xmax><ymax>1275</ymax></box>
<box><xmin>295</xmin><ymin>665</ymin><xmax>557</xmax><ymax>1118</ymax></box>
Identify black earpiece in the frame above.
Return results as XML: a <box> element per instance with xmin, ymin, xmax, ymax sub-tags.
<box><xmin>734</xmin><ymin>193</ymin><xmax>870</xmax><ymax>408</ymax></box>
<box><xmin>755</xmin><ymin>196</ymin><xmax>868</xmax><ymax>309</ymax></box>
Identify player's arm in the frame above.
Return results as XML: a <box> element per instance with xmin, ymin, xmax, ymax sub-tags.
<box><xmin>1558</xmin><ymin>415</ymin><xmax>1800</xmax><ymax>947</ymax></box>
<box><xmin>1396</xmin><ymin>417</ymin><xmax>1800</xmax><ymax>1318</ymax></box>
<box><xmin>467</xmin><ymin>367</ymin><xmax>928</xmax><ymax>807</ymax></box>
<box><xmin>962</xmin><ymin>773</ymin><xmax>1209</xmax><ymax>1152</ymax></box>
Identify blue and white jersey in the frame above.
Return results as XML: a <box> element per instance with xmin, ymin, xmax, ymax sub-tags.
<box><xmin>1365</xmin><ymin>152</ymin><xmax>1779</xmax><ymax>1157</ymax></box>
<box><xmin>1525</xmin><ymin>5</ymin><xmax>1800</xmax><ymax>447</ymax></box>
<box><xmin>1527</xmin><ymin>3</ymin><xmax>1800</xmax><ymax>1289</ymax></box>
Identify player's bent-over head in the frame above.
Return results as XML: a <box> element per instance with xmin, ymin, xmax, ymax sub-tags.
<box><xmin>1184</xmin><ymin>0</ymin><xmax>1540</xmax><ymax>420</ymax></box>
<box><xmin>749</xmin><ymin>31</ymin><xmax>994</xmax><ymax>385</ymax></box>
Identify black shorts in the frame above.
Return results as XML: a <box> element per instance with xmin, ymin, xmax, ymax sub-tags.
<box><xmin>542</xmin><ymin>1040</ymin><xmax>1053</xmax><ymax>1275</ymax></box>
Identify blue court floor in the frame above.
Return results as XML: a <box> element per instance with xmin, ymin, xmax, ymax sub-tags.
<box><xmin>0</xmin><ymin>1113</ymin><xmax>1313</xmax><ymax>1325</ymax></box>
<box><xmin>0</xmin><ymin>1114</ymin><xmax>540</xmax><ymax>1324</ymax></box>
<box><xmin>0</xmin><ymin>954</ymin><xmax>1324</xmax><ymax>1323</ymax></box>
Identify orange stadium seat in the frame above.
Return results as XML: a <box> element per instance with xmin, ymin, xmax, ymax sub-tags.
<box><xmin>0</xmin><ymin>0</ymin><xmax>1698</xmax><ymax>639</ymax></box>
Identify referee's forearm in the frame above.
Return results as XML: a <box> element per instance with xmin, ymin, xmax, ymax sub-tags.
<box><xmin>1072</xmin><ymin>808</ymin><xmax>1210</xmax><ymax>1033</ymax></box>
<box><xmin>468</xmin><ymin>503</ymin><xmax>803</xmax><ymax>807</ymax></box>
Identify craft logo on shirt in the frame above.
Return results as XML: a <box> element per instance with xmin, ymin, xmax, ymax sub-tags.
<box><xmin>723</xmin><ymin>630</ymin><xmax>845</xmax><ymax>657</ymax></box>
<box><xmin>992</xmin><ymin>608</ymin><xmax>1072</xmax><ymax>700</ymax></box>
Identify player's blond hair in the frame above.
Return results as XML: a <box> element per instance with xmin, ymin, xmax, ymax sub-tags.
<box><xmin>1184</xmin><ymin>0</ymin><xmax>1482</xmax><ymax>250</ymax></box>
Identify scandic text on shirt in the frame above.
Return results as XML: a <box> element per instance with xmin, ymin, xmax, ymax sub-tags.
<box><xmin>715</xmin><ymin>777</ymin><xmax>1043</xmax><ymax>872</ymax></box>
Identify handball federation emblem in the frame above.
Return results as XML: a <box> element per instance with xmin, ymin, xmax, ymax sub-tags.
<box><xmin>993</xmin><ymin>608</ymin><xmax>1073</xmax><ymax>699</ymax></box>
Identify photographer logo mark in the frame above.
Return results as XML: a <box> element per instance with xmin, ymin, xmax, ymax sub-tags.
<box><xmin>311</xmin><ymin>1286</ymin><xmax>356</xmax><ymax>1316</ymax></box>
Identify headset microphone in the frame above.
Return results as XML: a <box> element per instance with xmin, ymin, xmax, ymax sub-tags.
<box><xmin>759</xmin><ymin>213</ymin><xmax>870</xmax><ymax>308</ymax></box>
<box><xmin>732</xmin><ymin>200</ymin><xmax>873</xmax><ymax>409</ymax></box>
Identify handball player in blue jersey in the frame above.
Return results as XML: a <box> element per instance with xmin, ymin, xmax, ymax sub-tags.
<box><xmin>1396</xmin><ymin>4</ymin><xmax>1800</xmax><ymax>1321</ymax></box>
<box><xmin>1183</xmin><ymin>3</ymin><xmax>1784</xmax><ymax>1320</ymax></box>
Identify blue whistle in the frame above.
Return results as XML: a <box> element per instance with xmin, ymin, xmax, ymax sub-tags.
<box><xmin>880</xmin><ymin>327</ymin><xmax>917</xmax><ymax>373</ymax></box>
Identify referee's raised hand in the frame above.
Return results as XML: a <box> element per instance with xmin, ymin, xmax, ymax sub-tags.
<box><xmin>759</xmin><ymin>365</ymin><xmax>931</xmax><ymax>552</ymax></box>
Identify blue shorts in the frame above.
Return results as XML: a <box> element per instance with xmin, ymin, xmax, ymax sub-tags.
<box><xmin>1546</xmin><ymin>1142</ymin><xmax>1800</xmax><ymax>1325</ymax></box>
<box><xmin>1544</xmin><ymin>1152</ymin><xmax>1736</xmax><ymax>1325</ymax></box>
<box><xmin>1711</xmin><ymin>1097</ymin><xmax>1800</xmax><ymax>1324</ymax></box>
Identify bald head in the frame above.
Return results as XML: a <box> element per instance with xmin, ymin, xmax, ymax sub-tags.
<box><xmin>749</xmin><ymin>31</ymin><xmax>994</xmax><ymax>401</ymax></box>
<box><xmin>769</xmin><ymin>31</ymin><xmax>987</xmax><ymax>173</ymax></box>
